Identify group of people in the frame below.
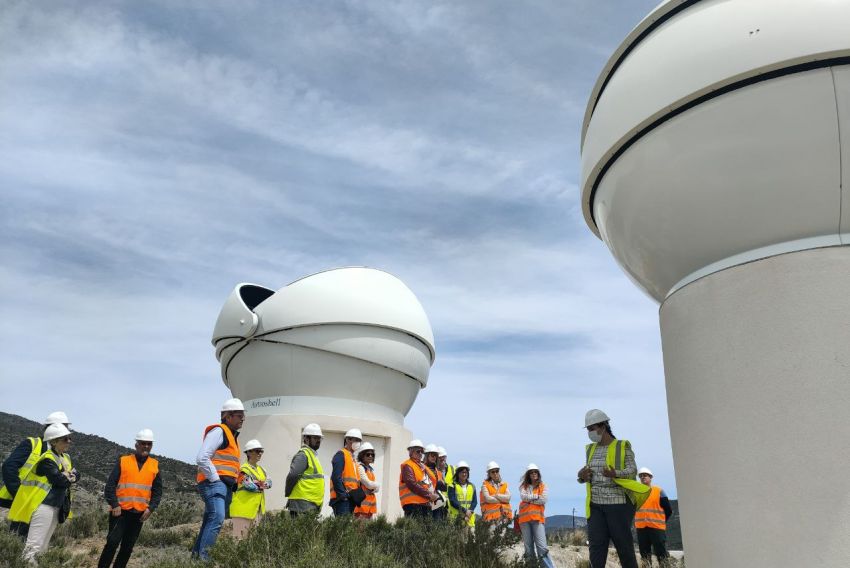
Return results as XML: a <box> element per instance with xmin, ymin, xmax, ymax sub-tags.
<box><xmin>1</xmin><ymin>401</ymin><xmax>673</xmax><ymax>568</ymax></box>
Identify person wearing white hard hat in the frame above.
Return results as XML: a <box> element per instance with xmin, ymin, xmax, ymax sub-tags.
<box><xmin>437</xmin><ymin>447</ymin><xmax>454</xmax><ymax>487</ymax></box>
<box><xmin>480</xmin><ymin>461</ymin><xmax>513</xmax><ymax>524</ymax></box>
<box><xmin>353</xmin><ymin>442</ymin><xmax>380</xmax><ymax>519</ymax></box>
<box><xmin>229</xmin><ymin>439</ymin><xmax>271</xmax><ymax>539</ymax></box>
<box><xmin>1</xmin><ymin>411</ymin><xmax>70</xmax><ymax>538</ymax></box>
<box><xmin>399</xmin><ymin>440</ymin><xmax>437</xmax><ymax>518</ymax></box>
<box><xmin>285</xmin><ymin>423</ymin><xmax>325</xmax><ymax>516</ymax></box>
<box><xmin>97</xmin><ymin>429</ymin><xmax>162</xmax><ymax>568</ymax></box>
<box><xmin>9</xmin><ymin>423</ymin><xmax>78</xmax><ymax>563</ymax></box>
<box><xmin>423</xmin><ymin>444</ymin><xmax>447</xmax><ymax>519</ymax></box>
<box><xmin>191</xmin><ymin>397</ymin><xmax>244</xmax><ymax>560</ymax></box>
<box><xmin>634</xmin><ymin>467</ymin><xmax>672</xmax><ymax>566</ymax></box>
<box><xmin>577</xmin><ymin>409</ymin><xmax>648</xmax><ymax>568</ymax></box>
<box><xmin>329</xmin><ymin>428</ymin><xmax>364</xmax><ymax>516</ymax></box>
<box><xmin>518</xmin><ymin>464</ymin><xmax>556</xmax><ymax>568</ymax></box>
<box><xmin>447</xmin><ymin>461</ymin><xmax>477</xmax><ymax>528</ymax></box>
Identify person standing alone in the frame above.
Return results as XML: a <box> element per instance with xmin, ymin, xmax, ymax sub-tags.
<box><xmin>97</xmin><ymin>429</ymin><xmax>161</xmax><ymax>568</ymax></box>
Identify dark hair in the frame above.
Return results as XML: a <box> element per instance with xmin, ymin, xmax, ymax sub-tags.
<box><xmin>520</xmin><ymin>469</ymin><xmax>543</xmax><ymax>488</ymax></box>
<box><xmin>605</xmin><ymin>422</ymin><xmax>616</xmax><ymax>439</ymax></box>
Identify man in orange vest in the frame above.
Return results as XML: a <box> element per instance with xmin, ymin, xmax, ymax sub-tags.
<box><xmin>634</xmin><ymin>467</ymin><xmax>672</xmax><ymax>566</ymax></box>
<box><xmin>398</xmin><ymin>439</ymin><xmax>438</xmax><ymax>518</ymax></box>
<box><xmin>192</xmin><ymin>398</ymin><xmax>244</xmax><ymax>560</ymax></box>
<box><xmin>97</xmin><ymin>429</ymin><xmax>161</xmax><ymax>568</ymax></box>
<box><xmin>423</xmin><ymin>444</ymin><xmax>447</xmax><ymax>519</ymax></box>
<box><xmin>330</xmin><ymin>428</ymin><xmax>363</xmax><ymax>516</ymax></box>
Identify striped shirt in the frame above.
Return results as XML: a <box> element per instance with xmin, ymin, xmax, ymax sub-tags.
<box><xmin>587</xmin><ymin>442</ymin><xmax>636</xmax><ymax>505</ymax></box>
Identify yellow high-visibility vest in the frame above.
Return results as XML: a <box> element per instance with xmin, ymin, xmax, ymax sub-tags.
<box><xmin>288</xmin><ymin>447</ymin><xmax>324</xmax><ymax>507</ymax></box>
<box><xmin>584</xmin><ymin>440</ymin><xmax>650</xmax><ymax>518</ymax></box>
<box><xmin>447</xmin><ymin>482</ymin><xmax>476</xmax><ymax>527</ymax></box>
<box><xmin>8</xmin><ymin>450</ymin><xmax>74</xmax><ymax>523</ymax></box>
<box><xmin>230</xmin><ymin>463</ymin><xmax>268</xmax><ymax>519</ymax></box>
<box><xmin>0</xmin><ymin>437</ymin><xmax>43</xmax><ymax>502</ymax></box>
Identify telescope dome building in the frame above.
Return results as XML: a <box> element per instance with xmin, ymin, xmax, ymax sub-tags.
<box><xmin>581</xmin><ymin>1</ymin><xmax>850</xmax><ymax>566</ymax></box>
<box><xmin>212</xmin><ymin>267</ymin><xmax>435</xmax><ymax>518</ymax></box>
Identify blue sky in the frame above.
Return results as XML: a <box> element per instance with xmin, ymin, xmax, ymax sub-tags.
<box><xmin>0</xmin><ymin>0</ymin><xmax>670</xmax><ymax>516</ymax></box>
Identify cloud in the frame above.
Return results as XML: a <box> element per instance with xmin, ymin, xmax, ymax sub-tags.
<box><xmin>0</xmin><ymin>0</ymin><xmax>673</xmax><ymax>515</ymax></box>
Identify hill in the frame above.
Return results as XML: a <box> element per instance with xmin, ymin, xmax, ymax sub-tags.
<box><xmin>0</xmin><ymin>411</ymin><xmax>198</xmax><ymax>510</ymax></box>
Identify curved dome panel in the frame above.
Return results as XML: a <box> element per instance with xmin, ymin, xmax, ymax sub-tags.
<box><xmin>255</xmin><ymin>267</ymin><xmax>435</xmax><ymax>359</ymax></box>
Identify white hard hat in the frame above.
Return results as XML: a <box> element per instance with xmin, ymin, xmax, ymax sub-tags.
<box><xmin>486</xmin><ymin>461</ymin><xmax>500</xmax><ymax>471</ymax></box>
<box><xmin>638</xmin><ymin>467</ymin><xmax>654</xmax><ymax>477</ymax></box>
<box><xmin>244</xmin><ymin>439</ymin><xmax>263</xmax><ymax>452</ymax></box>
<box><xmin>358</xmin><ymin>442</ymin><xmax>375</xmax><ymax>454</ymax></box>
<box><xmin>407</xmin><ymin>439</ymin><xmax>424</xmax><ymax>449</ymax></box>
<box><xmin>456</xmin><ymin>460</ymin><xmax>470</xmax><ymax>470</ymax></box>
<box><xmin>344</xmin><ymin>428</ymin><xmax>363</xmax><ymax>440</ymax></box>
<box><xmin>44</xmin><ymin>423</ymin><xmax>71</xmax><ymax>442</ymax></box>
<box><xmin>584</xmin><ymin>409</ymin><xmax>611</xmax><ymax>427</ymax></box>
<box><xmin>525</xmin><ymin>463</ymin><xmax>540</xmax><ymax>473</ymax></box>
<box><xmin>424</xmin><ymin>443</ymin><xmax>439</xmax><ymax>454</ymax></box>
<box><xmin>135</xmin><ymin>429</ymin><xmax>155</xmax><ymax>442</ymax></box>
<box><xmin>44</xmin><ymin>411</ymin><xmax>70</xmax><ymax>426</ymax></box>
<box><xmin>221</xmin><ymin>398</ymin><xmax>245</xmax><ymax>412</ymax></box>
<box><xmin>302</xmin><ymin>423</ymin><xmax>323</xmax><ymax>437</ymax></box>
<box><xmin>437</xmin><ymin>446</ymin><xmax>447</xmax><ymax>457</ymax></box>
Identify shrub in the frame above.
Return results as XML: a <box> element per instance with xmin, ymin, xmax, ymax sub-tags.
<box><xmin>136</xmin><ymin>526</ymin><xmax>196</xmax><ymax>548</ymax></box>
<box><xmin>56</xmin><ymin>509</ymin><xmax>107</xmax><ymax>540</ymax></box>
<box><xmin>147</xmin><ymin>501</ymin><xmax>201</xmax><ymax>529</ymax></box>
<box><xmin>145</xmin><ymin>513</ymin><xmax>531</xmax><ymax>568</ymax></box>
<box><xmin>0</xmin><ymin>527</ymin><xmax>28</xmax><ymax>568</ymax></box>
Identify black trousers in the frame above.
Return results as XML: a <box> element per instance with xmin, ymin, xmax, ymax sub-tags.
<box><xmin>402</xmin><ymin>504</ymin><xmax>431</xmax><ymax>518</ymax></box>
<box><xmin>588</xmin><ymin>503</ymin><xmax>638</xmax><ymax>568</ymax></box>
<box><xmin>97</xmin><ymin>510</ymin><xmax>144</xmax><ymax>568</ymax></box>
<box><xmin>9</xmin><ymin>521</ymin><xmax>29</xmax><ymax>539</ymax></box>
<box><xmin>637</xmin><ymin>527</ymin><xmax>669</xmax><ymax>562</ymax></box>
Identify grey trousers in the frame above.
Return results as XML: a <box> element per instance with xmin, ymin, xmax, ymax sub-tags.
<box><xmin>588</xmin><ymin>503</ymin><xmax>638</xmax><ymax>568</ymax></box>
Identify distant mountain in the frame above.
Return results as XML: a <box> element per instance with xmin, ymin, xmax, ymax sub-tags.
<box><xmin>545</xmin><ymin>514</ymin><xmax>587</xmax><ymax>530</ymax></box>
<box><xmin>0</xmin><ymin>411</ymin><xmax>198</xmax><ymax>510</ymax></box>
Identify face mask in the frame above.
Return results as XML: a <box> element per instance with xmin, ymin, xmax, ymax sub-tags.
<box><xmin>351</xmin><ymin>442</ymin><xmax>361</xmax><ymax>452</ymax></box>
<box><xmin>588</xmin><ymin>429</ymin><xmax>603</xmax><ymax>443</ymax></box>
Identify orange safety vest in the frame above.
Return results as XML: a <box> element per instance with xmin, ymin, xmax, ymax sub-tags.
<box><xmin>517</xmin><ymin>482</ymin><xmax>546</xmax><ymax>525</ymax></box>
<box><xmin>330</xmin><ymin>448</ymin><xmax>360</xmax><ymax>500</ymax></box>
<box><xmin>354</xmin><ymin>465</ymin><xmax>378</xmax><ymax>516</ymax></box>
<box><xmin>398</xmin><ymin>458</ymin><xmax>431</xmax><ymax>506</ymax></box>
<box><xmin>116</xmin><ymin>455</ymin><xmax>159</xmax><ymax>512</ymax></box>
<box><xmin>635</xmin><ymin>485</ymin><xmax>667</xmax><ymax>530</ymax></box>
<box><xmin>480</xmin><ymin>480</ymin><xmax>513</xmax><ymax>521</ymax></box>
<box><xmin>196</xmin><ymin>424</ymin><xmax>241</xmax><ymax>483</ymax></box>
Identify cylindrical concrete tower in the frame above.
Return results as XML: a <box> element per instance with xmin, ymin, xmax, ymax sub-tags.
<box><xmin>212</xmin><ymin>267</ymin><xmax>435</xmax><ymax>519</ymax></box>
<box><xmin>581</xmin><ymin>1</ymin><xmax>850</xmax><ymax>566</ymax></box>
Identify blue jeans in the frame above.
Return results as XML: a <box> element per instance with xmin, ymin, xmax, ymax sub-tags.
<box><xmin>331</xmin><ymin>498</ymin><xmax>353</xmax><ymax>516</ymax></box>
<box><xmin>192</xmin><ymin>481</ymin><xmax>229</xmax><ymax>560</ymax></box>
<box><xmin>520</xmin><ymin>521</ymin><xmax>557</xmax><ymax>568</ymax></box>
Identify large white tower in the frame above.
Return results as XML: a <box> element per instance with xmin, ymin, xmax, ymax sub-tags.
<box><xmin>212</xmin><ymin>267</ymin><xmax>435</xmax><ymax>519</ymax></box>
<box><xmin>581</xmin><ymin>1</ymin><xmax>850</xmax><ymax>566</ymax></box>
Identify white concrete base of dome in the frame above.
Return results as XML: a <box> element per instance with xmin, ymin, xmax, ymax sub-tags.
<box><xmin>660</xmin><ymin>246</ymin><xmax>850</xmax><ymax>568</ymax></box>
<box><xmin>235</xmin><ymin>408</ymin><xmax>414</xmax><ymax>520</ymax></box>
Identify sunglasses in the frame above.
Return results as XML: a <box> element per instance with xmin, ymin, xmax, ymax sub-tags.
<box><xmin>250</xmin><ymin>450</ymin><xmax>264</xmax><ymax>454</ymax></box>
<box><xmin>412</xmin><ymin>448</ymin><xmax>424</xmax><ymax>454</ymax></box>
<box><xmin>362</xmin><ymin>452</ymin><xmax>375</xmax><ymax>457</ymax></box>
<box><xmin>56</xmin><ymin>436</ymin><xmax>71</xmax><ymax>443</ymax></box>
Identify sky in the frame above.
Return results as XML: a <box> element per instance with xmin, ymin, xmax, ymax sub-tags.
<box><xmin>0</xmin><ymin>0</ymin><xmax>670</xmax><ymax>517</ymax></box>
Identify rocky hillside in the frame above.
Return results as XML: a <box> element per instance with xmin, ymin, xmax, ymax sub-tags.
<box><xmin>0</xmin><ymin>411</ymin><xmax>198</xmax><ymax>510</ymax></box>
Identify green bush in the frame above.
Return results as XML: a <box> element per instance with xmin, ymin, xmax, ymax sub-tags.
<box><xmin>147</xmin><ymin>501</ymin><xmax>201</xmax><ymax>529</ymax></box>
<box><xmin>0</xmin><ymin>527</ymin><xmax>28</xmax><ymax>568</ymax></box>
<box><xmin>55</xmin><ymin>509</ymin><xmax>107</xmax><ymax>540</ymax></box>
<box><xmin>136</xmin><ymin>525</ymin><xmax>196</xmax><ymax>548</ymax></box>
<box><xmin>145</xmin><ymin>513</ymin><xmax>533</xmax><ymax>568</ymax></box>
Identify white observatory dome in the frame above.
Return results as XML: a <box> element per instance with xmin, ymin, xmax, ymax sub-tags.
<box><xmin>212</xmin><ymin>267</ymin><xmax>435</xmax><ymax>424</ymax></box>
<box><xmin>581</xmin><ymin>0</ymin><xmax>850</xmax><ymax>301</ymax></box>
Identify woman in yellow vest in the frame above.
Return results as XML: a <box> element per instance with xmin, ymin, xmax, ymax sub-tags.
<box><xmin>353</xmin><ymin>442</ymin><xmax>379</xmax><ymax>519</ymax></box>
<box><xmin>518</xmin><ymin>464</ymin><xmax>556</xmax><ymax>568</ymax></box>
<box><xmin>447</xmin><ymin>461</ymin><xmax>476</xmax><ymax>527</ymax></box>
<box><xmin>230</xmin><ymin>439</ymin><xmax>270</xmax><ymax>539</ymax></box>
<box><xmin>9</xmin><ymin>423</ymin><xmax>79</xmax><ymax>564</ymax></box>
<box><xmin>577</xmin><ymin>409</ymin><xmax>648</xmax><ymax>568</ymax></box>
<box><xmin>480</xmin><ymin>461</ymin><xmax>512</xmax><ymax>523</ymax></box>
